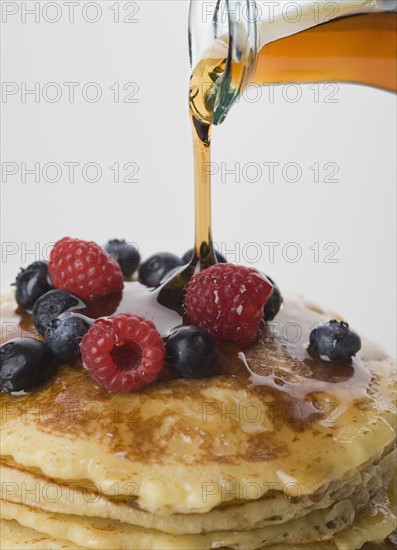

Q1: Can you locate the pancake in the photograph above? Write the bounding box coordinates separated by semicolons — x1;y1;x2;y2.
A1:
0;489;387;549
0;519;338;550
1;518;395;550
0;450;395;534
0;287;396;548
0;519;85;549
1;479;395;549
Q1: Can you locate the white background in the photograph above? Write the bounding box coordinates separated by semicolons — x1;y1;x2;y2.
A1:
1;1;396;356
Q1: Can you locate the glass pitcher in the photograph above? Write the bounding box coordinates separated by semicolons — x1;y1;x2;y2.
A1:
189;0;397;125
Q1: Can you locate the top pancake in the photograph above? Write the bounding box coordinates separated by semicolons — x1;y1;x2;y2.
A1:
0;288;396;515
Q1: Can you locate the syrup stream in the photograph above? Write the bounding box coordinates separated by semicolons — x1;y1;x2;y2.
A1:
188;12;397;274
158;13;397;337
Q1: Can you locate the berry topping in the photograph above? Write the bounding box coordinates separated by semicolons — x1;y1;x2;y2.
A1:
49;237;123;299
13;261;53;311
104;239;140;278
165;326;218;378
45;313;92;362
182;248;227;264
309;320;362;361
33;289;85;336
184;264;273;345
0;338;57;394
139;253;184;288
81;313;165;392
263;274;283;321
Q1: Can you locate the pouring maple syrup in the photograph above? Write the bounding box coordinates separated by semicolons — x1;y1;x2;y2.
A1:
189;12;397;261
158;7;397;311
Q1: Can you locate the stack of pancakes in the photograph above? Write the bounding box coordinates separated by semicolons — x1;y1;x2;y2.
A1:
1;292;396;549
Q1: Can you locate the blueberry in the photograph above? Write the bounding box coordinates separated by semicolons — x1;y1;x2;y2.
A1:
45;313;92;362
139;253;184;288
263;275;283;321
104;239;140;278
33;290;85;336
0;338;57;394
182;249;227;264
13;261;52;311
165;326;218;378
309;320;361;361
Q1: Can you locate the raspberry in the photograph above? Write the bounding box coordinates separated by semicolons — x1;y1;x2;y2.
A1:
81;313;165;392
49;237;123;299
184;264;273;345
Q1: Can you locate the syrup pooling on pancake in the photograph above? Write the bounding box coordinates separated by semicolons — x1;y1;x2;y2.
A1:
242;299;379;424
0;287;385;427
